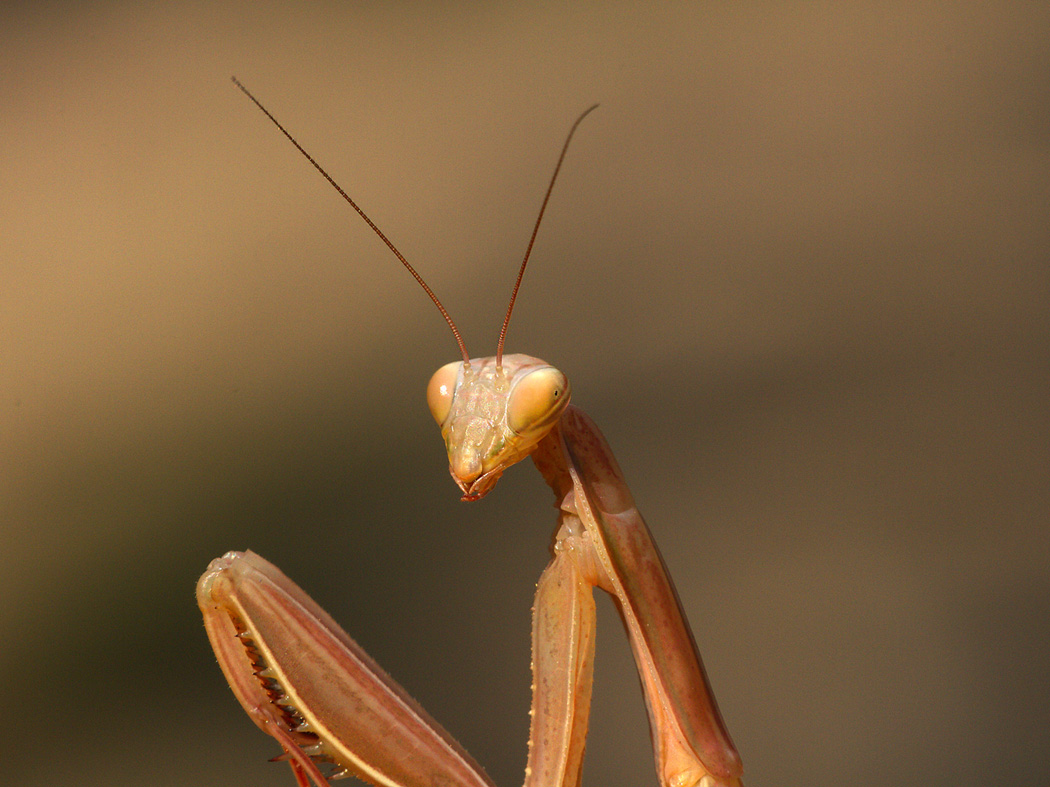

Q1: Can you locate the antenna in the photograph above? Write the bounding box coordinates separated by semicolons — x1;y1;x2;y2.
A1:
231;77;471;365
495;104;599;368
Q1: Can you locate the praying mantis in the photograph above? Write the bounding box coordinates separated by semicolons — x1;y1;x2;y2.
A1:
197;78;744;787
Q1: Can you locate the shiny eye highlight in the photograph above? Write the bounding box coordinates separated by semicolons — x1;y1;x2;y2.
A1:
426;361;461;426
507;367;570;434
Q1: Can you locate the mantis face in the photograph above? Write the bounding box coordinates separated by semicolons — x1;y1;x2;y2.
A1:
426;353;570;500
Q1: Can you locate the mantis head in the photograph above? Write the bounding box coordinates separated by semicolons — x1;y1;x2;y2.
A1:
427;354;570;501
415;103;593;501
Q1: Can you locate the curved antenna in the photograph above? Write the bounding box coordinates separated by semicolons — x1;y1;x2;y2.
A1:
495;103;599;368
232;77;471;366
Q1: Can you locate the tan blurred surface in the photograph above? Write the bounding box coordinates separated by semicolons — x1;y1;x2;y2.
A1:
2;3;1048;786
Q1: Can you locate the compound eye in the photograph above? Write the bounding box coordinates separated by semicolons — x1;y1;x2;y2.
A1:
507;367;569;434
426;361;461;426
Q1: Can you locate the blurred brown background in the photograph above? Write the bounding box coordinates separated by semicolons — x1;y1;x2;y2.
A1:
2;3;1047;786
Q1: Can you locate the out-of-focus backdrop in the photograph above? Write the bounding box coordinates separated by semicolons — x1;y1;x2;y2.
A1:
3;3;1047;786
